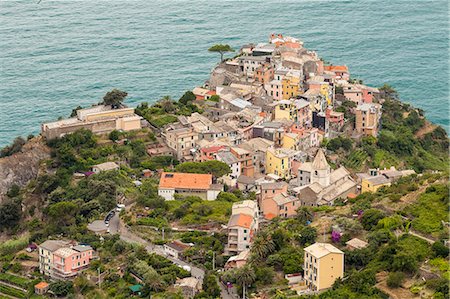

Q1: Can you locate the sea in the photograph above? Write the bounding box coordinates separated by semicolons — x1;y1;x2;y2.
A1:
1;0;449;147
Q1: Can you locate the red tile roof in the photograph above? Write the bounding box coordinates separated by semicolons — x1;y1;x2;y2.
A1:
159;172;212;190
228;214;253;228
201;145;226;154
35;282;49;289
324;65;349;73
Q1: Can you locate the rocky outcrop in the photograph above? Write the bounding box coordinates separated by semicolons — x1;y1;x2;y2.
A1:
0;137;51;202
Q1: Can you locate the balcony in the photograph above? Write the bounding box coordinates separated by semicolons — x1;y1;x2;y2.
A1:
228;229;238;236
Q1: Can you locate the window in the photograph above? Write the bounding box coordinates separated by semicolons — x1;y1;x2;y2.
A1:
244;237;247;241
244;229;247;234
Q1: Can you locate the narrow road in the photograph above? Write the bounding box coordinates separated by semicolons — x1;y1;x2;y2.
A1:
118;219;205;281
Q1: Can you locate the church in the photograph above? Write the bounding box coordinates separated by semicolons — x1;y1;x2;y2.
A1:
292;149;357;206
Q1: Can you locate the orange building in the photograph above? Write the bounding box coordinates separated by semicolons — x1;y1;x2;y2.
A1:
255;62;274;84
158;172;223;200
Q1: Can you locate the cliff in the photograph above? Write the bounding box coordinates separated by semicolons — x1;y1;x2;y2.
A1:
0;137;50;202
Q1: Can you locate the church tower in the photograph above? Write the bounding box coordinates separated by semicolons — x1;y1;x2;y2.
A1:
311;148;331;187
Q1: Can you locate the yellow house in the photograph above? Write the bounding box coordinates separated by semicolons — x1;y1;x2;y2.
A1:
282;76;301;100
361;175;391;193
273;98;310;125
320;83;332;105
304;243;344;291
273;100;292;121
265;147;297;179
282;133;299;150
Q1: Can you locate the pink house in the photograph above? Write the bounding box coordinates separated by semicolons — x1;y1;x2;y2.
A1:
258;181;288;219
52;245;94;279
199;145;227;161
325;107;344;129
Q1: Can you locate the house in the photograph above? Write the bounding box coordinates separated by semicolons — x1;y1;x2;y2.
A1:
281;72;301;100
231;147;255;177
158;172;223;201
34;282;49;295
251;43;276;56
232;200;259;230
258;181;289;219
325;107;344;130
51;245;94;280
269;33;303;48
361;175;391;193
238;137;274;174
92;162;119;174
295;149;357;206
283;133;300;150
215;150;241;179
357;167;415;193
225;213;255;255
272;192;301;218
238;55;270;77
38;240;71;277
225;249;250;269
163;126;198;160
41;105;142;140
254;62;274;84
355;103;382;137
199;145;227;161
38;241;94;280
164;241;191;259
273;99;311;127
304;243;344;291
192;87;215;100
323;65;349;80
176;277;202;298
236;175;257;192
346;238;369;250
265;146;303;180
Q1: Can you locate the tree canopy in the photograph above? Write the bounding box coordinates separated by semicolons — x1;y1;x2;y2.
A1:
102;89;128;108
208;44;234;62
175;160;231;178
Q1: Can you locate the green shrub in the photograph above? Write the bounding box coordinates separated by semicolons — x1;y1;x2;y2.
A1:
387;272;405;288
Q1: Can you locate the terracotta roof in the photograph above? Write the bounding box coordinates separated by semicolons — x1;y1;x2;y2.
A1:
35;282;49;289
201;145;226;153
159;172;212;190
228;213;253;228
324;65;349;73
265;213;277;220
347;193;357;199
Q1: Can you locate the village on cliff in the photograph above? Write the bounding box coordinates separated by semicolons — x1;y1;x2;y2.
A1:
19;33;435;298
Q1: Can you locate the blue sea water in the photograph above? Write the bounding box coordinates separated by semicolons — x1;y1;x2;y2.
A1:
0;0;448;147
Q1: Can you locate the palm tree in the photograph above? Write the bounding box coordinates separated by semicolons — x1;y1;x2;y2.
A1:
296;207;314;224
234;265;256;299
250;230;275;262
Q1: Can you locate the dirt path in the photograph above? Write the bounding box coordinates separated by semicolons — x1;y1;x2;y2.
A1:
415;121;436;138
375;272;415;299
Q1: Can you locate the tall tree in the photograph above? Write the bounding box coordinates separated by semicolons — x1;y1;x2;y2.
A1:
102;89;128;108
234;265;256;299
250;230;275;262
208;44;234;62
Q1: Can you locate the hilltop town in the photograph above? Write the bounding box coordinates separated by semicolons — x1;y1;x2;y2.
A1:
0;34;448;299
